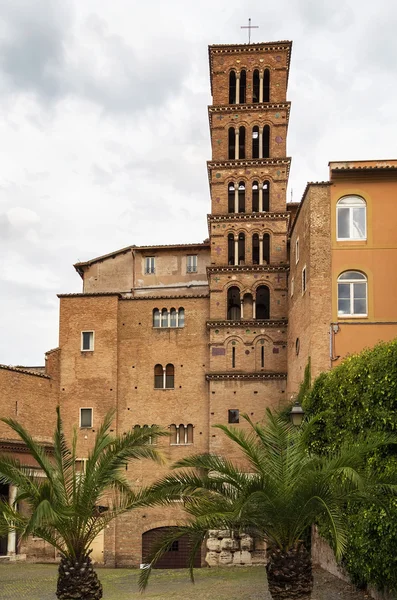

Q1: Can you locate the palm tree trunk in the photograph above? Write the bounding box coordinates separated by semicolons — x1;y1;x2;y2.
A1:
266;544;313;600
56;554;103;600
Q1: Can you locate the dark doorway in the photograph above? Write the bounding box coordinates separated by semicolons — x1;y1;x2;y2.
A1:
0;484;8;555
142;527;201;569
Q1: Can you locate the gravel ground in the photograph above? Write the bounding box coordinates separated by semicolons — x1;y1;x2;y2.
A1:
0;563;370;599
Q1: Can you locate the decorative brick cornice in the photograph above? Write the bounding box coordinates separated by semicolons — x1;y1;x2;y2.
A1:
121;294;210;301
57;292;122;298
208;102;291;126
0;439;53;454
206;371;287;381
208;212;290;224
207;319;288;328
0;364;50;379
207;265;289;274
207;158;291;183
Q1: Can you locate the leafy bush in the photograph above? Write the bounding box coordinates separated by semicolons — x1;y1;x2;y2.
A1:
302;339;397;592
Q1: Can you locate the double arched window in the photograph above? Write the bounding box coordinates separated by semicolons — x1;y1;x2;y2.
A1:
170;424;193;445
252;181;270;212
153;308;185;328
252;126;270;159
253;69;270;103
337;196;366;240
228;127;246;159
226;285;270;320
337;271;367;317
229;70;247;104
228;232;270;265
154;364;174;389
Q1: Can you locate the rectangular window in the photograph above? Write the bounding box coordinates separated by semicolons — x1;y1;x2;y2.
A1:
187;255;198;273
290;277;294;297
80;408;93;428
145;257;155;274
295;238;299;264
228;409;239;424
302;266;307;294
81;331;94;351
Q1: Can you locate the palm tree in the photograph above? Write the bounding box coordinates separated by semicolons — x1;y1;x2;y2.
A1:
0;408;166;600
139;411;397;600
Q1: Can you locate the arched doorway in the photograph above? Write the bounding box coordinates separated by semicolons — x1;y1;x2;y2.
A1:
142;527;202;569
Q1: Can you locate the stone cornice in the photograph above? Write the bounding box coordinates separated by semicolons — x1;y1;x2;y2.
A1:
208;102;291;126
206;371;287;381
207;265;289;274
207;319;288;328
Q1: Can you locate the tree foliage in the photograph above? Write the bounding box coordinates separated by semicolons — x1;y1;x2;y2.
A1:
0;408;166;599
139;410;396;599
303;339;397;592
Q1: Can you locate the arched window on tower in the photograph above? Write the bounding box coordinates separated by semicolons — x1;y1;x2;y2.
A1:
263;69;270;102
227;286;241;320
240;70;246;103
229;71;236;104
263;181;270;211
252;126;259;158
228;127;235;160
239;126;245;159
228;182;235;213
255;286;270;319
253;69;260;103
161;308;168;328
238;181;245;213
178;307;185;327
263;125;270;158
252;234;260;265
238;233;245;264
228;233;235;265
252;181;259;212
263;233;270;264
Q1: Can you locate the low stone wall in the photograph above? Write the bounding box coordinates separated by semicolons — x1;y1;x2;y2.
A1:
205;530;266;567
311;526;396;600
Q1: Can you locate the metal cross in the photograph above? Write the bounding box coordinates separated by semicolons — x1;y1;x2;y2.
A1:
241;18;259;44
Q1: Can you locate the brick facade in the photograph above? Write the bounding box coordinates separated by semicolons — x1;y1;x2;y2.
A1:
1;41;397;567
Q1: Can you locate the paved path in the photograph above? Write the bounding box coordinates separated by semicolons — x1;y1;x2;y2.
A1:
0;563;369;599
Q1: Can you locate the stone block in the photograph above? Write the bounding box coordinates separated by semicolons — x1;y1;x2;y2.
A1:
205;551;219;567
218;550;233;565
233;550;252;565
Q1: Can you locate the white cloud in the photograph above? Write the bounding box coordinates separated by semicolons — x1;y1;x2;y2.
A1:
0;0;397;363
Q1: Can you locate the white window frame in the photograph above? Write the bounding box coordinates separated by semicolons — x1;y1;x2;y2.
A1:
170;424;193;445
295;238;299;264
81;331;94;352
337;271;368;317
186;255;198;273
145;256;156;274
80;408;93;429
290;277;294;297
336;196;367;241
302;265;307;295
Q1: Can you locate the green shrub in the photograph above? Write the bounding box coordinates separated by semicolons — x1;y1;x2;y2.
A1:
302;339;397;592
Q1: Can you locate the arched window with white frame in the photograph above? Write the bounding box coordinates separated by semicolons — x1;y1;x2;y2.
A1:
337;271;367;317
337;196;366;240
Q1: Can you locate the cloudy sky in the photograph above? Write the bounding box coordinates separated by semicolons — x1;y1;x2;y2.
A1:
1;0;396;365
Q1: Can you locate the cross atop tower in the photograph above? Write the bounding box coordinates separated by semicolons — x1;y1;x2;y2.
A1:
241;18;259;44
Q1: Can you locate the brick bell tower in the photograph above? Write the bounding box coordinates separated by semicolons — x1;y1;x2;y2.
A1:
206;41;292;458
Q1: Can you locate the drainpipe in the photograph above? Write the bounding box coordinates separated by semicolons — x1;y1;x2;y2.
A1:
329;323;340;367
